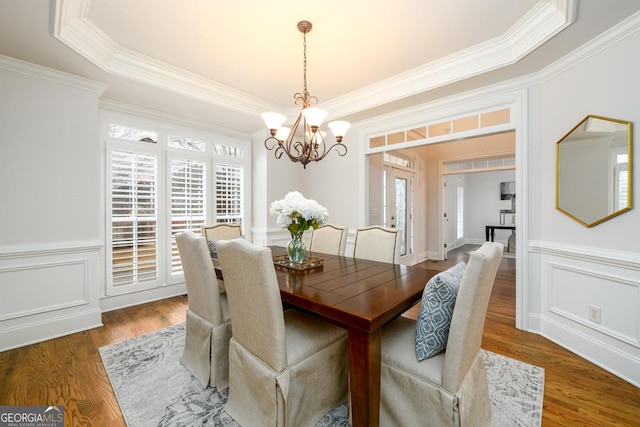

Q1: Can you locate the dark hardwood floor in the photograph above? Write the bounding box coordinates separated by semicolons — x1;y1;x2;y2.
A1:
1;245;638;425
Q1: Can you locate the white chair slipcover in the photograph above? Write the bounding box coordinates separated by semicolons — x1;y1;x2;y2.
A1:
201;222;242;292
201;223;242;241
216;238;349;427
175;231;232;389
380;242;503;426
309;224;348;256
353;225;401;264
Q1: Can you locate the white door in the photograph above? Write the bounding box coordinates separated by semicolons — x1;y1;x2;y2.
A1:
385;168;414;264
443;174;461;259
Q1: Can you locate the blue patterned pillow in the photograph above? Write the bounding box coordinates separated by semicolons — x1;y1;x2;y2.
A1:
207;240;217;259
415;262;466;361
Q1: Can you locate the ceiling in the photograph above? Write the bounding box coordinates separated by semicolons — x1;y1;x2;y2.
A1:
1;0;639;136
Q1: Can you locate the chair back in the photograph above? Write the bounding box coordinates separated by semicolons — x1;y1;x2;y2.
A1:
309;224;348;256
175;231;224;324
353;225;401;263
216;239;288;372
442;242;503;392
201;223;242;241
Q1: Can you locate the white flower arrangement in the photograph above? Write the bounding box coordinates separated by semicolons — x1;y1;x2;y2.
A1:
270;191;328;235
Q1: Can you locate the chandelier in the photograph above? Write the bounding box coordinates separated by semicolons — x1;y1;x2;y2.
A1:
262;20;351;169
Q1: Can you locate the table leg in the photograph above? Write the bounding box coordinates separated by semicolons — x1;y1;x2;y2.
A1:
485;226;490;242
348;327;381;427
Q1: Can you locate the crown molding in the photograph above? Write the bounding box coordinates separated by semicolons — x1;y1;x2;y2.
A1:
53;0;279;116
505;0;575;60
99;98;251;140
539;9;640;83
0;54;106;94
53;0;573;120
353;7;640;133
322;0;574;118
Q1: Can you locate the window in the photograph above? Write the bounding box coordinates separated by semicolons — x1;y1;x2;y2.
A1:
169;157;207;275
615;153;628;210
109;150;158;287
105;119;250;295
216;163;244;226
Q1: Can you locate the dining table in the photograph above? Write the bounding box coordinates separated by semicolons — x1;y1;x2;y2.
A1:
267;246;438;427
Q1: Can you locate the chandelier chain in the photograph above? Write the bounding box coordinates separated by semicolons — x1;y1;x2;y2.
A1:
262;20;350;168
303;30;307;100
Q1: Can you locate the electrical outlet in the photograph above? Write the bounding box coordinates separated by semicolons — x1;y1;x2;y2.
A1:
589;305;601;324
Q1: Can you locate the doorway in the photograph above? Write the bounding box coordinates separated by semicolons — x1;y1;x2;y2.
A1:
441;166;516;260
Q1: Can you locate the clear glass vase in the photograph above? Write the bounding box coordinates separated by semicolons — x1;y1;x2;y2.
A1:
287;231;306;263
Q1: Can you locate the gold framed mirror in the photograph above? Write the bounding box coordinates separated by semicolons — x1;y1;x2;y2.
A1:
556;115;632;227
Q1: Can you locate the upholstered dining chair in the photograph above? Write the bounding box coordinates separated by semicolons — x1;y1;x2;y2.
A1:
308;224;348;256
216;238;349;427
379;242;503;426
201;222;242;241
201;222;242;292
353;225;402;263
175;231;232;389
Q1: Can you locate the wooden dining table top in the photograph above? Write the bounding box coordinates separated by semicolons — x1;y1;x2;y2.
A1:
268;246;438;332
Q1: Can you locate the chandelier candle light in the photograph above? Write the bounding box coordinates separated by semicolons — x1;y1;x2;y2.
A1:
270;191;328;263
262;21;351;169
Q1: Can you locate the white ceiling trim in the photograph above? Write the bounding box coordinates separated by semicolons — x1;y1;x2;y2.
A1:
321;0;574;119
0;54;107;94
53;0;279;116
99;98;252;139
539;9;640;84
53;0;573;121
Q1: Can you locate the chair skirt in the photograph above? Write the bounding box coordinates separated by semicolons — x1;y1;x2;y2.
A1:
180;309;232;389
224;311;348;427
380;317;493;426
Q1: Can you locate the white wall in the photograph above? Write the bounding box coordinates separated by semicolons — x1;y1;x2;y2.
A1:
526;19;640;386
0;58;105;350
464;169;516;245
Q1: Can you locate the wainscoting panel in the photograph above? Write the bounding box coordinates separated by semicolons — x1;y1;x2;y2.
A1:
0;241;103;351
530;240;640;387
547;262;639;345
0;260;89;321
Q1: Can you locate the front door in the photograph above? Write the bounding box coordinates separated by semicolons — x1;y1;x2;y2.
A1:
385;167;414;264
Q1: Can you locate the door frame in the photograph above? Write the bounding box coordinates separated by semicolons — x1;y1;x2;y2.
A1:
359;88;527;331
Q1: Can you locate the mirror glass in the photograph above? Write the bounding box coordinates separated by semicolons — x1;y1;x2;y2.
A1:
556;115;632;227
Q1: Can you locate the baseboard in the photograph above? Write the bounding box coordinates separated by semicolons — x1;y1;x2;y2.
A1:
100;283;187;312
0;309;103;352
540;316;640;388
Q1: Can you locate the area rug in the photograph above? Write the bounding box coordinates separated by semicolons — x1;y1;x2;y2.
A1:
100;323;544;427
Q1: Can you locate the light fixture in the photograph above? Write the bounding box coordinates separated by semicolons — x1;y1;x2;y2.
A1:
262;20;350;169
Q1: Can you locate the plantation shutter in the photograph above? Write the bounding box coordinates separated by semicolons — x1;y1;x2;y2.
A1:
170;158;207;275
215;163;244;227
110;150;158;287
